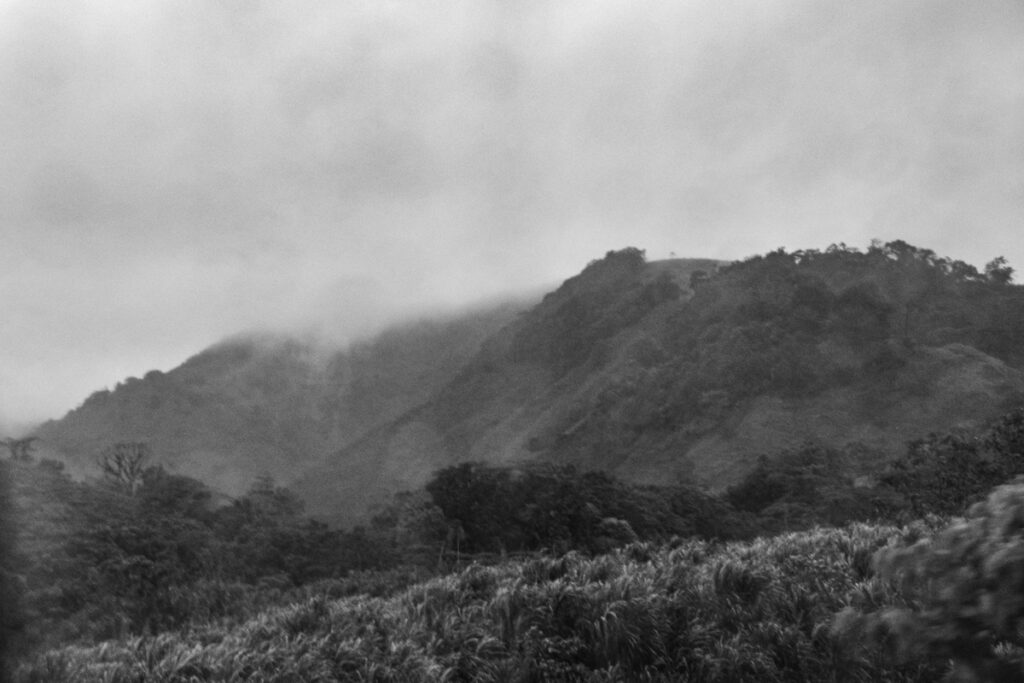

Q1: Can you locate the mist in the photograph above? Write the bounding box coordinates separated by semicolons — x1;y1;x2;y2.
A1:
2;0;1022;426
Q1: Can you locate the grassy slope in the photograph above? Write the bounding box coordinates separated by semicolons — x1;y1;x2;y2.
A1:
14;521;943;682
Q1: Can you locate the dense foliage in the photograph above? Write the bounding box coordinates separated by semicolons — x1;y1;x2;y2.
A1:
653;241;1024;426
724;444;902;531
8;406;1024;672
883;410;1024;516
836;480;1024;681
18;480;1024;681
424;461;747;555
503;241;1024;481
9;521;950;682
718;408;1024;536
4;458;396;658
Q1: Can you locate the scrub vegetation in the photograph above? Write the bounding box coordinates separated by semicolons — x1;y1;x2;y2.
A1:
5;407;1024;681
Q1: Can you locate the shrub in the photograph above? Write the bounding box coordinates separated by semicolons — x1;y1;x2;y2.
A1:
837;480;1024;681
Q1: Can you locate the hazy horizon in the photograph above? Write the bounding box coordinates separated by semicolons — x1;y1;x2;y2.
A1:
3;0;1023;429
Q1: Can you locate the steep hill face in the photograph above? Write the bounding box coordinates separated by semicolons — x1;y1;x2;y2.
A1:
33;302;526;493
296;244;1024;525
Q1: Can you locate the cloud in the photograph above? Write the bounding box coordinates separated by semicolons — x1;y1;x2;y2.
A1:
1;0;1023;424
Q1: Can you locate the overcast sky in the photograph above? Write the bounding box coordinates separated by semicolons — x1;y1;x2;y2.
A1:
2;0;1023;430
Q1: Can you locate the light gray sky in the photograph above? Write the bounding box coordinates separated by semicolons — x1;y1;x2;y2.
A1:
2;0;1023;430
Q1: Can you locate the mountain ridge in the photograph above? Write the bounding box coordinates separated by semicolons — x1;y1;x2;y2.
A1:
27;242;1024;527
32;300;531;493
294;244;1024;525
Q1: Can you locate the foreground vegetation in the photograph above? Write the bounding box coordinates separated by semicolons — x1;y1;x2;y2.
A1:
5;521;920;681
13;495;1024;682
4;406;1024;680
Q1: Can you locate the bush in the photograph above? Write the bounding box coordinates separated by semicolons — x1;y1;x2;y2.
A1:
838;480;1024;680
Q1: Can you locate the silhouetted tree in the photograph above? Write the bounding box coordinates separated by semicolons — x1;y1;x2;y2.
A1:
98;442;150;496
985;256;1014;285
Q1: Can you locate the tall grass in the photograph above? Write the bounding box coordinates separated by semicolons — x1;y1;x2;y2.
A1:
14;521;955;682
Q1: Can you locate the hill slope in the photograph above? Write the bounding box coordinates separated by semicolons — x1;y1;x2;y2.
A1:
33;302;527;493
296;244;1024;525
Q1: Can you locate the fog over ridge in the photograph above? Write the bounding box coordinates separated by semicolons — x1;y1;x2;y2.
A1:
1;0;1022;427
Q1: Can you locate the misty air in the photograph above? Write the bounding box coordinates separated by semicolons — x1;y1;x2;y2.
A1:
2;1;1024;680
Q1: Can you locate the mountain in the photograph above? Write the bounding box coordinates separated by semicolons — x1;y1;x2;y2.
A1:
32;301;529;494
295;244;1024;525
30;242;1024;524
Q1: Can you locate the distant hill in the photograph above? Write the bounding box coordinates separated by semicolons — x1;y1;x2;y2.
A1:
33;301;528;493
30;242;1024;524
294;244;1024;525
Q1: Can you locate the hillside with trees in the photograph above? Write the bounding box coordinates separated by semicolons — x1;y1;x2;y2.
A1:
10;240;1024;680
297;242;1024;525
30;301;527;494
8;406;1024;680
22;241;1024;528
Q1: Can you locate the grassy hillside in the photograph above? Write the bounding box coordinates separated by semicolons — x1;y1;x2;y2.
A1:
6;517;1000;682
299;243;1024;526
31;301;525;494
17;480;1024;681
